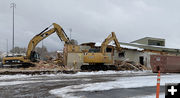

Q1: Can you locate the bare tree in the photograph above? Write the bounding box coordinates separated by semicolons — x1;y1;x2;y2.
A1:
35;46;49;60
70;39;78;45
10;46;26;54
0;51;2;62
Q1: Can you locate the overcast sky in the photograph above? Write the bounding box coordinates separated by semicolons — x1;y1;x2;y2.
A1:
1;0;180;52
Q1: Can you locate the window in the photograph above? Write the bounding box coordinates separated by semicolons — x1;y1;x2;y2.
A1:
118;52;125;57
106;48;112;52
148;40;164;46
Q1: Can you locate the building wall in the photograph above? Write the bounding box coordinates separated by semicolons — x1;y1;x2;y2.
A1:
114;49;159;68
66;53;84;70
141;52;160;68
124;50;143;63
113;49;145;66
113;49;144;64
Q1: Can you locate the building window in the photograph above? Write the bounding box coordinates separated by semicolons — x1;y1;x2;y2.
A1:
157;43;160;46
118;52;125;57
106;48;112;52
148;40;164;46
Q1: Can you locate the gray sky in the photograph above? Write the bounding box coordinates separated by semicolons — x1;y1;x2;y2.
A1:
1;0;180;52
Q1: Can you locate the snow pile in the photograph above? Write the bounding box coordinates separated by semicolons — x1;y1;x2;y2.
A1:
49;74;180;98
121;44;144;51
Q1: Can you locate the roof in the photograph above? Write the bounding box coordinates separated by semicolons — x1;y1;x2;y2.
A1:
131;37;165;43
120;44;144;51
119;42;180;53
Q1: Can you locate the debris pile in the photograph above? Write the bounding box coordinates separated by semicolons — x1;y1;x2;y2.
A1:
26;52;67;70
115;60;148;71
26;59;66;70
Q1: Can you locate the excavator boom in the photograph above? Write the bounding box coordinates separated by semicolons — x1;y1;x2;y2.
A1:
26;23;70;59
100;32;122;54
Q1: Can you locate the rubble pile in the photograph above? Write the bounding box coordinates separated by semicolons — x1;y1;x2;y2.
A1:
26;52;67;70
26;60;66;70
115;60;148;71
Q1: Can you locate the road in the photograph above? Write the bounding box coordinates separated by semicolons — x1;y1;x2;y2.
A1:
0;71;179;98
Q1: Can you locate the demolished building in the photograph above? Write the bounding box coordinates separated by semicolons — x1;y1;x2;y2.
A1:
63;37;180;70
120;37;180;69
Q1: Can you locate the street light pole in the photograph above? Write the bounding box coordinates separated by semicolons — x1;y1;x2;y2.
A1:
6;39;8;56
69;28;72;40
10;3;16;56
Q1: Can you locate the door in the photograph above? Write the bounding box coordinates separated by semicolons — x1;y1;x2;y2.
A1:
139;56;144;65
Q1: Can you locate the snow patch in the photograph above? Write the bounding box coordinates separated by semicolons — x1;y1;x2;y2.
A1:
49;74;180;98
0;79;81;86
73;70;151;76
0;81;41;86
121;44;144;51
95;42;102;46
130;93;164;98
0;74;33;80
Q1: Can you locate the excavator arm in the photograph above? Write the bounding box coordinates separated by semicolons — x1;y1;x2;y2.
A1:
100;32;122;54
26;23;70;60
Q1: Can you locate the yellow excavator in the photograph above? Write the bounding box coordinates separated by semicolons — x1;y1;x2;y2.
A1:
81;32;122;70
2;23;71;66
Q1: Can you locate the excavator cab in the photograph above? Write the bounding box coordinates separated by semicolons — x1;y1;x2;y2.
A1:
30;51;40;62
88;48;100;53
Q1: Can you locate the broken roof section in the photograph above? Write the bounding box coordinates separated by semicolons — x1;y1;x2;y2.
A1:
120;44;144;51
82;42;144;51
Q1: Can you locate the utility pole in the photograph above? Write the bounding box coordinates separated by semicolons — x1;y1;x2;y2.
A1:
69;28;72;40
10;3;16;56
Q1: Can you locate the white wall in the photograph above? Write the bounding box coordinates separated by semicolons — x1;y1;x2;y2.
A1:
66;53;84;69
114;49;159;68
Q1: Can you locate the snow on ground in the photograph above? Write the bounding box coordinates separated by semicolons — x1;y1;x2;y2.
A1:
0;81;42;86
0;74;33;80
0;73;68;80
0;70;152;80
130;93;164;98
120;44;144;51
67;70;152;76
49;74;180;98
0;79;82;86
